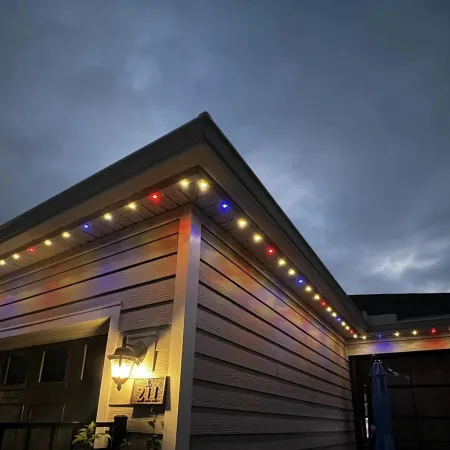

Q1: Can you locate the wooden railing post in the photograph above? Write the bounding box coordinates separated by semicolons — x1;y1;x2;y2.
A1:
111;415;128;450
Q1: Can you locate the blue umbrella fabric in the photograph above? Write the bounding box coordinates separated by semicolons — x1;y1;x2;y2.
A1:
370;361;396;450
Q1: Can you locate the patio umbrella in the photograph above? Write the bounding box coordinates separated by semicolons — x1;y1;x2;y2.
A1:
370;360;396;450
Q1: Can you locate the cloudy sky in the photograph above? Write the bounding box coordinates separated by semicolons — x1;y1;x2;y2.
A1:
1;1;449;294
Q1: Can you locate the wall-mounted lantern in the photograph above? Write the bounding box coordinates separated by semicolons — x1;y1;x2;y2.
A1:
108;336;147;391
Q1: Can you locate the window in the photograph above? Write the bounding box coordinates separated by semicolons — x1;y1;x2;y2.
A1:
40;348;68;382
4;354;28;385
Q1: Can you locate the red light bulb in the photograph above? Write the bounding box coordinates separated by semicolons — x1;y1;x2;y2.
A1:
266;247;275;256
350;329;354;334
320;300;327;308
431;328;437;335
150;192;160;202
28;247;35;253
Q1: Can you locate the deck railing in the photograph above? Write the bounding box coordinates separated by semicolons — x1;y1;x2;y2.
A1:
0;415;127;450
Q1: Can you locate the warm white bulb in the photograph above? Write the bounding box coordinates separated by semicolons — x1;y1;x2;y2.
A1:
62;232;71;238
412;330;418;336
253;234;262;243
198;179;209;192
179;179;190;189
313;294;320;300
332;312;337;317
394;332;400;337
341;321;346;327
278;259;286;267
0;260;5;266
12;254;20;260
44;240;52;246
353;334;358;339
104;213;113;221
345;325;350;330
362;335;367;340
305;285;312;292
237;218;248;229
127;202;137;210
326;306;332;312
288;268;296;276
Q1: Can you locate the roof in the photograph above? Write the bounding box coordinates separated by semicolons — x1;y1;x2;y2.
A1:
351;293;450;320
0;112;367;332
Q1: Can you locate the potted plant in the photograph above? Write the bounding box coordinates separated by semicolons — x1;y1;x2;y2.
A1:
72;421;110;449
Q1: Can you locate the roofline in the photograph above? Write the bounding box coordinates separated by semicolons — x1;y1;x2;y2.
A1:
0;112;367;330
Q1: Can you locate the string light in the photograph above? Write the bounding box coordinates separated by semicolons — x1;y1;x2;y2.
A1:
28;248;35;254
127;202;137;210
305;285;312;292
431;328;437;335
353;334;358;339
341;321;346;327
278;258;286;267
44;240;52;246
198;179;209;192
179;179;190;189
62;232;71;238
103;213;113;221
266;247;275;256
83;224;90;230
394;332;400;337
253;234;263;243
326;306;332;312
220;201;229;210
0;260;5;266
412;330;418;336
288;268;296;276
296;278;304;285
332;312;337;317
320;300;327;308
345;325;350;331
237;218;248;229
362;336;367;340
150;193;160;202
12;254;20;260
313;294;320;301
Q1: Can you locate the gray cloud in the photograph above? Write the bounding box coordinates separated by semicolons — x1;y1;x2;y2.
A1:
1;0;449;294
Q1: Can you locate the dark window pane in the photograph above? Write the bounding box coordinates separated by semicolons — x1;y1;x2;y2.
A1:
40;348;68;382
4;354;28;385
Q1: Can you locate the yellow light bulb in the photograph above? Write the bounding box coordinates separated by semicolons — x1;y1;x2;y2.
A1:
44;240;52;246
198;179;209;192
394;332;400;337
313;294;320;300
326;306;332;312
412;330;418;336
345;325;350;331
62;232;71;238
104;213;113;221
0;260;5;266
179;179;190;189
12;254;20;260
341;321;346;327
253;233;262;243
237;218;248;229
127;202;137;210
288;268;296;276
353;334;358;339
362;335;367;340
278;259;286;267
305;285;312;292
332;312;337;317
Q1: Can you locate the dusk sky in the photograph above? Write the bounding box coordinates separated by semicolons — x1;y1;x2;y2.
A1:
1;1;449;295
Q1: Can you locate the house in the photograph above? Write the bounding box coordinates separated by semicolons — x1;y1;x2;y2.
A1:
0;112;446;450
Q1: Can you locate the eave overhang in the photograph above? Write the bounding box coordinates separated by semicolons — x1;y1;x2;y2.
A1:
0;112;368;335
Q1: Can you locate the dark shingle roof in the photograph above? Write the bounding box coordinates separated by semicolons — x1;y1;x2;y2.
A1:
350;293;450;320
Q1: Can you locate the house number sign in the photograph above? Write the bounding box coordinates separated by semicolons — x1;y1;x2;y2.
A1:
130;377;166;405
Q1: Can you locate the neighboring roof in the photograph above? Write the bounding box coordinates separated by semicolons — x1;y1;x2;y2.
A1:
0;111;367;331
351;293;450;320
